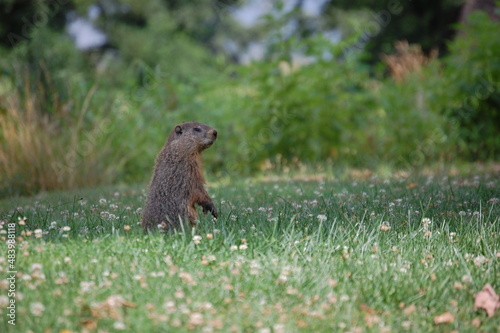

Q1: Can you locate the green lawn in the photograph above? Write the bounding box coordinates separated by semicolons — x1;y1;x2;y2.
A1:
0;169;499;332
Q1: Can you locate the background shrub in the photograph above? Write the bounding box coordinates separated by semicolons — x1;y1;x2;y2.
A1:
442;12;500;160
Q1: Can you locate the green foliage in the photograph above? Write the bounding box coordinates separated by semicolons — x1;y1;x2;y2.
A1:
372;62;458;167
240;37;377;170
108;9;220;81
219;34;456;172
442;12;500;160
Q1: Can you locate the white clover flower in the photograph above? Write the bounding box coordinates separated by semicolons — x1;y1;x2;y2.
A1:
34;229;43;238
421;218;431;228
461;274;473;284
317;214;327;222
474;255;487;266
189;312;203;326
0;295;8;307
380;222;391;231
80;281;96;293
31;263;43;271
164;300;176;314
276;274;288;284
30;302;45;316
113;321;126;330
192;235;202;244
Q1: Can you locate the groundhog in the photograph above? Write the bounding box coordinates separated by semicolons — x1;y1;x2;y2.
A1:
142;122;218;231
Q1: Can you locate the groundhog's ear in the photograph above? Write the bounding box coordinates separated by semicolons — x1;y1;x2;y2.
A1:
175;125;183;135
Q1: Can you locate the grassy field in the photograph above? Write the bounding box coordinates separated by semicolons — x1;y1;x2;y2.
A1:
0;168;499;332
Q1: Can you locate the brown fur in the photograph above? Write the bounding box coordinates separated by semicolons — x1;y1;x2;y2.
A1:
142;122;218;231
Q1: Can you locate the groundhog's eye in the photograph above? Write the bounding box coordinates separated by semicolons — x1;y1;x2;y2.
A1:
194;128;201;132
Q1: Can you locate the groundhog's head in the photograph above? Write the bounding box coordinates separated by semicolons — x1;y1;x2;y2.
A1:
168;122;217;151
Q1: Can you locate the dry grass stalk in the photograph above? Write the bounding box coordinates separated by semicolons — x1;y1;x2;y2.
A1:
0;67;111;196
381;41;438;82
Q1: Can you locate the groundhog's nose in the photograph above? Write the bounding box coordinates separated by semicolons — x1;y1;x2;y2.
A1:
212;130;218;139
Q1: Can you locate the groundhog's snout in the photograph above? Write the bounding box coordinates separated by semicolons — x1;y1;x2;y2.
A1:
208;129;217;142
201;128;217;148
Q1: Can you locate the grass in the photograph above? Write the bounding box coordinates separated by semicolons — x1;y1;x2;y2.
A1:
0;68;116;198
0;169;499;332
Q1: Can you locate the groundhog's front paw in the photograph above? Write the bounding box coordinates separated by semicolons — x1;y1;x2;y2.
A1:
211;206;218;219
202;202;218;219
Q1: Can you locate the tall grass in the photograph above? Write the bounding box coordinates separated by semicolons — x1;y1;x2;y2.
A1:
0;66;115;197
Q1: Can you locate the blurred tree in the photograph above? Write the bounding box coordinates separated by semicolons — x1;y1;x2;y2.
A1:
71;0;242;51
325;0;464;63
69;0;243;83
0;0;71;48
